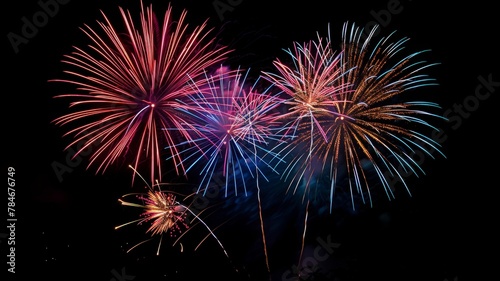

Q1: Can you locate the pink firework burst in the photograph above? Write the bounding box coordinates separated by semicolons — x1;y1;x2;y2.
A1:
51;2;232;183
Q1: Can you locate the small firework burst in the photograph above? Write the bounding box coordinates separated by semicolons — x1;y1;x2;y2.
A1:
51;1;231;184
115;166;229;257
126;190;189;238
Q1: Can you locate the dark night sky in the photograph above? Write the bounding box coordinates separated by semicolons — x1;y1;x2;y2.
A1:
3;1;499;281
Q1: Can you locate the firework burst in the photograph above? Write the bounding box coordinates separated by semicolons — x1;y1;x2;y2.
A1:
169;66;285;196
263;23;446;210
261;29;351;200
51;2;231;183
265;22;446;211
261;22;446;271
115;165;229;258
315;22;447;211
165;65;285;271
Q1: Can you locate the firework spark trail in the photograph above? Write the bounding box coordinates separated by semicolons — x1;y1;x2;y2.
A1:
165;65;285;272
51;2;231;184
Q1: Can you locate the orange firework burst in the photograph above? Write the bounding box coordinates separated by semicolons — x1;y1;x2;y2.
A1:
263;23;446;211
51;1;231;184
261;21;447;272
115;166;229;257
133;190;189;237
314;22;446;210
261;29;351;199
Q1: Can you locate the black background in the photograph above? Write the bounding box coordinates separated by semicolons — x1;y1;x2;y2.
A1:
3;0;499;280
